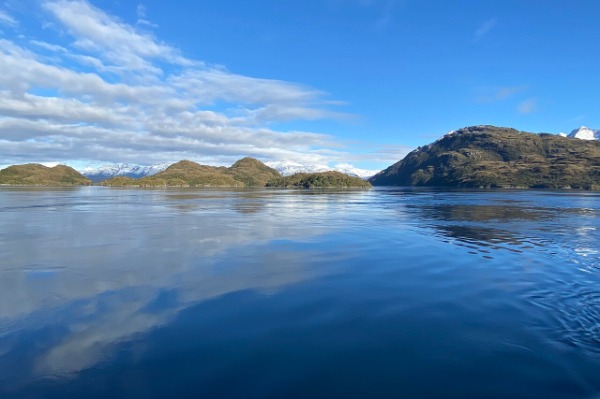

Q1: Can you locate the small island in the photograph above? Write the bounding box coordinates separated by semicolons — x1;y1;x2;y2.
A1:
0;164;92;186
266;171;371;188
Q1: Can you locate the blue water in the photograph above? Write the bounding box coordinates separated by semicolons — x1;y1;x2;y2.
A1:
1;187;599;398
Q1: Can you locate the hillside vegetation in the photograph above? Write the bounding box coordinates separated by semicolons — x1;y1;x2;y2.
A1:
102;158;370;188
369;126;600;190
0;164;91;186
99;157;283;187
266;171;372;188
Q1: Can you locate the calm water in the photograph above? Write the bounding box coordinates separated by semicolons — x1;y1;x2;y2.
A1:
1;187;599;398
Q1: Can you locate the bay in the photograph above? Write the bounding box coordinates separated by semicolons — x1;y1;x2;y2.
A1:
0;187;599;398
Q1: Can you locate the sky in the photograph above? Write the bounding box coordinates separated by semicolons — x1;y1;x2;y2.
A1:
0;0;598;172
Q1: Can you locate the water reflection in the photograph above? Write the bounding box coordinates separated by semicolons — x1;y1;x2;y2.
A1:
0;188;367;382
1;187;600;398
393;191;600;264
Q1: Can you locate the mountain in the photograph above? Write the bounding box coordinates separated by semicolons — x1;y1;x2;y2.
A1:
567;126;600;141
265;161;377;179
265;161;330;176
0;164;91;186
370;125;600;190
101;157;281;187
82;163;170;182
266;171;372;188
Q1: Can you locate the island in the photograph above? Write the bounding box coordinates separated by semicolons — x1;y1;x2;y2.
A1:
1;157;366;188
369;125;600;190
0;164;92;186
266;171;371;188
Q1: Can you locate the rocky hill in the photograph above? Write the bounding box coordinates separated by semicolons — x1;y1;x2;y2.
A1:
266;171;372;188
0;164;91;186
101;158;369;188
369;125;600;190
100;157;280;187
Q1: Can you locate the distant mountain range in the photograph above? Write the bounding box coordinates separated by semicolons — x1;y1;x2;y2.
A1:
265;161;378;179
82;163;171;182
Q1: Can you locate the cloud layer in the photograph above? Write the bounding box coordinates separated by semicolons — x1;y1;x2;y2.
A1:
0;0;386;168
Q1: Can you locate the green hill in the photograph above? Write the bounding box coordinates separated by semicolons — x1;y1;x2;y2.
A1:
101;158;368;188
101;157;280;187
370;126;600;190
227;157;281;186
0;164;91;186
266;171;372;188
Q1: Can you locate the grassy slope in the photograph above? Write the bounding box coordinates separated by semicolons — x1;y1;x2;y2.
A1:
101;158;280;187
266;171;372;188
0;164;91;186
370;126;600;190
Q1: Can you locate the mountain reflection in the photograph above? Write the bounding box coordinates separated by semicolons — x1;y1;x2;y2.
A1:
401;194;600;261
413;204;550;222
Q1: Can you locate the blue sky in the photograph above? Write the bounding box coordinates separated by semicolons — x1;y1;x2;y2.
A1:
0;0;598;172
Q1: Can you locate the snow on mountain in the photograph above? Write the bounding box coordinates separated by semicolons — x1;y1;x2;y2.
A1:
82;163;170;182
567;126;600;141
266;161;378;179
265;161;330;176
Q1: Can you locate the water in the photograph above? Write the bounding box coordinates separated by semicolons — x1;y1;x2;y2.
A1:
1;187;599;398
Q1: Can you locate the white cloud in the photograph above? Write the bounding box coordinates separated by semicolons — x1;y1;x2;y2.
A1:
42;0;194;75
135;3;158;27
136;4;147;19
0;9;17;27
30;39;68;53
0;0;392;172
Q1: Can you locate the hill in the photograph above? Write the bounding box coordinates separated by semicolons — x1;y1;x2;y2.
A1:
369;125;600;190
266;171;372;188
101;158;280;187
0;164;91;186
227;157;281;186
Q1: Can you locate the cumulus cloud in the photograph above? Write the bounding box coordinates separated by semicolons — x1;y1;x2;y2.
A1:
0;0;380;169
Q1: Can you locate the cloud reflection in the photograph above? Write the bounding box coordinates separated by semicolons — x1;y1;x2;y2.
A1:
0;188;365;378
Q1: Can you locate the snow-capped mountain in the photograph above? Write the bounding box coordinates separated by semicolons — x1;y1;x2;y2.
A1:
567;126;600;141
265;161;330;176
265;161;378;179
82;163;170;182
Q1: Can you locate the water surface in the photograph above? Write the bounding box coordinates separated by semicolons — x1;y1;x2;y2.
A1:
1;187;599;398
